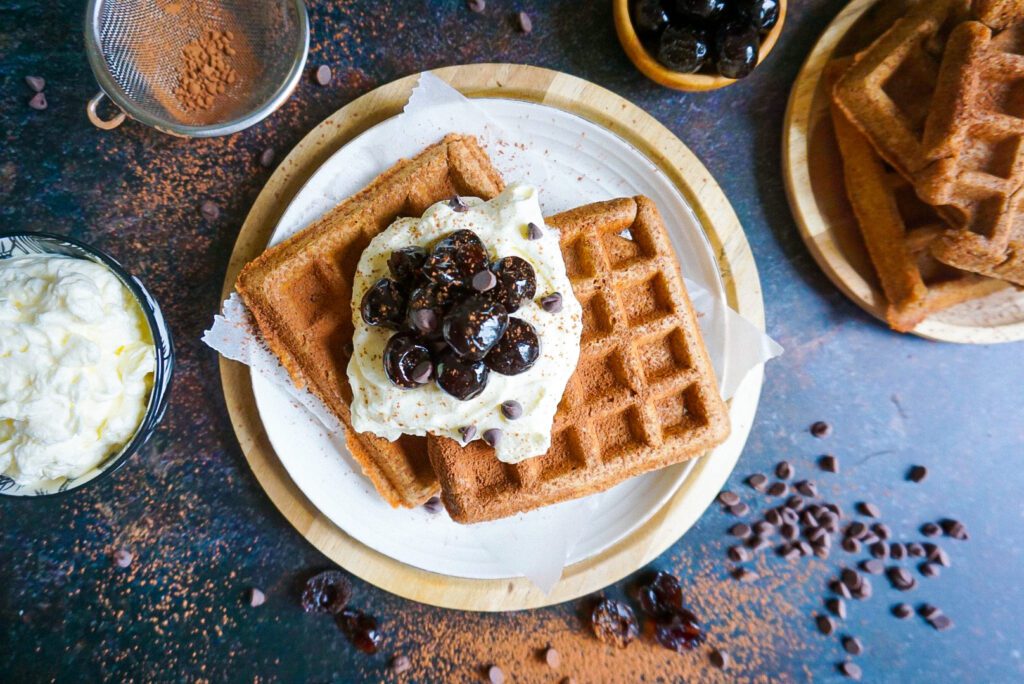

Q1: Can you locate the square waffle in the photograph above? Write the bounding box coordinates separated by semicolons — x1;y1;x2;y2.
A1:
236;134;505;508
918;21;1024;284
828;59;1008;332
427;197;731;524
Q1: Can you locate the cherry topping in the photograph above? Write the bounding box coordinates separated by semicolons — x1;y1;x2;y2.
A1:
590;599;639;648
383;333;433;389
653;611;705;652
360;278;406;329
443;294;509;360
488;256;536;313
300;570;352;615
422;230;488;289
337;608;383;654
405;283;459;336
387;246;427;287
436;349;490;400
485;318;540;376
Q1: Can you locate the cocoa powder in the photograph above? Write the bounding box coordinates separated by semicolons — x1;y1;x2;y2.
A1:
174;29;239;112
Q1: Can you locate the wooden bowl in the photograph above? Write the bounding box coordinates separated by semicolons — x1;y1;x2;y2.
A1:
613;0;787;92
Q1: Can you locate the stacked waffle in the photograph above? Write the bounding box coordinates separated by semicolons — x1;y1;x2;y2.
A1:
237;135;730;522
829;0;1024;332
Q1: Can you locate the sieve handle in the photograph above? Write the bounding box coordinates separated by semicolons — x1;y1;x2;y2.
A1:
86;92;126;131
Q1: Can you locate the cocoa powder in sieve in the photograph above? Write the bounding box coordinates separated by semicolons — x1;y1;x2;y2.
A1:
174;29;238;112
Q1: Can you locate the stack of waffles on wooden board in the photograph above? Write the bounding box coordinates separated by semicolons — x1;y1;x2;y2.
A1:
828;0;1024;332
237;135;730;522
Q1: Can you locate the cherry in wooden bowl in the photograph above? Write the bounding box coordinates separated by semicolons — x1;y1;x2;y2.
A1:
613;0;787;92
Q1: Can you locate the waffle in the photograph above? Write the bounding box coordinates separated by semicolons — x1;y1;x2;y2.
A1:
828;59;1008;332
236;134;505;508
918;21;1024;285
974;0;1024;29
427;197;731;524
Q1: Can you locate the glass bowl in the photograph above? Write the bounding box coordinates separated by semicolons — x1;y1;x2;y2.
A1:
0;231;174;497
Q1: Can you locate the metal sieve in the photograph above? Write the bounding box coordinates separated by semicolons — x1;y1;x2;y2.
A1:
84;0;308;137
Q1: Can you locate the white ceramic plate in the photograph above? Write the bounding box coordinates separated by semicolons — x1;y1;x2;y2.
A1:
250;98;745;580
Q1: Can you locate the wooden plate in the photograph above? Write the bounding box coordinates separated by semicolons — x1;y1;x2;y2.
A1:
219;64;765;610
783;0;1024;344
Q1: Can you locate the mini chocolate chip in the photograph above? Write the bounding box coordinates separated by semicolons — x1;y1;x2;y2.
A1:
870;542;888;559
929;546;950;567
748;536;771;552
767;482;787;497
816;614;835;635
729;502;750;517
919;562;940;578
746;473;768;491
765;509;782;526
775;461;793;479
810;421;832;438
860;532;879;546
819;454;839;472
467;0;486;12
410;361;433;385
921;522;941;537
25;76;45;92
831;580;852;599
733;568;759;583
919;604;942;620
728;545;751;563
929;614;953;631
872;523;891;540
857;502;880;518
248;587;266;607
448;195;469;212
753;521;774;536
786;495;804;510
113;548;133;568
28;92;47;110
781;508;799;525
501;400;523;420
941;518;969;540
709;648;729;670
411;308;439;334
390;655;412;674
718;491;740;506
487;664;505;684
795;480;817;497
423;496;443;514
483;428;503;447
200;199;220;221
814;545;830;559
540;293;563;313
526;222;543;240
852;579;872;600
860;559;884;575
729;523;751;538
908;543;925;558
459;425;477;442
827;597;846;619
890;543;906;560
780;523;798;540
472;269;497;292
841;568;861;590
908;465;928;482
842;538;861;553
315;64;332;85
842;636;863;656
516;11;533;33
847;521;867;539
892;603;913;619
259;147;276;168
544;647;560;669
839;661;862;680
780;543;801;561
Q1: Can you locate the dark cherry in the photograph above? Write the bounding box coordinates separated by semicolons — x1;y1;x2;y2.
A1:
591;599;639;648
673;0;724;19
422;230;488;289
485;318;539;376
360;278;406;329
435;350;490;401
405;282;460;336
715;21;760;79
632;0;670;35
383;333;432;389
736;0;780;33
653;611;705;653
338;608;383;654
634;571;684;619
443;294;509;360
657;25;708;73
300;570;352;615
387;246;427;286
488;256;536;313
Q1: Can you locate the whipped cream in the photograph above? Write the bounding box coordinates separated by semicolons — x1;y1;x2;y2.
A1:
348;184;583;463
0;255;155;485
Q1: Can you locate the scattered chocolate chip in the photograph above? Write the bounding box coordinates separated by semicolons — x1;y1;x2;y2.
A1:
892;603;913;619
733;568;759;583
887;567;916;591
259;147;275;168
826;597;846;619
200;199;220;221
929;546;950;567
872;523;891;540
447;195;469;212
516;11;533;33
842;636;863;656
540;292;563;313
941;518;968;540
919;562;941;578
423;496;443;514
248;587;266;607
315;64;332;85
780;544;801;561
410;361;433;385
544;647;560;669
847;521;867;539
814;545;831;559
746;473;768;491
810;421;832;438
781;508;799;525
795;480;817;497
717;491;740;506
767;482;787;497
25;75;45;92
860;559;884;575
839;661;862;680
819;454;839;472
919;604;942;620
908;465;928;483
807;526;827;544
775;461;793;479
841;568;861;590
753;521;774;536
390;655;412;674
851;578;872;600
709;648;730;670
785;495;804;510
929;614;953;631
870;542;888;559
729;502;750;517
921;522;941;537
487;664;505;684
729;523;751;539
860;532;879;545
501;400;523;420
748;536;771;552
472;269;497;292
890;543;906;560
842;538;861;554
831;580;852;600
113;549;133;568
816;614;835;635
526;222;543;240
483;428;503;447
765;509;783;526
28;92;47;110
728;545;751;563
857;502;880;518
780;523;798;541
907;543;925;558
459;425;477;443
411;308;438;335
467;0;486;12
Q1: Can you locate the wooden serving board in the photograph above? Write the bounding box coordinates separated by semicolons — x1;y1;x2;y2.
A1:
783;0;1024;344
219;64;764;610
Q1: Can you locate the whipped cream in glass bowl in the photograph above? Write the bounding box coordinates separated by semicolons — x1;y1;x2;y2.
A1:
0;232;173;497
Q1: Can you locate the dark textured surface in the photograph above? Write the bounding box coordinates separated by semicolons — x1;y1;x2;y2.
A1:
2;1;1023;682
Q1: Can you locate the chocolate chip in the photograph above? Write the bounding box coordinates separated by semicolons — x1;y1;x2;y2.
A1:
729;523;751;539
447;195;469;212
459;425;477;442
423;496;443;514
842;636;863;656
718;491;740;506
411;361;433;384
860;532;879;546
860;559;884;575
929;546;950;567
728;545;751;563
780;543;801;561
501;400;523;420
919;604;941;620
841;568;861;590
526;222;543;240
767;482;787;497
781;508;799;525
411;308;438;335
781;523;798;540
729;502;750;517
847;521;867;539
28;92;47;110
472;269;497;292
259;147;276;168
907;543;925;558
765;509;782;526
816;614;835;635
921;522;941;537
25;75;45;92
807;526;827;544
775;461;793;479
748;536;771;552
795;480;817;497
746;473;768;491
941;518;968;540
516;11;533;33
753;521;774;536
544;647;560;669
390;655;412;674
733;568;759;583
827;502;844;518
487;664;505;684
315;64;332;85
890;543;906;560
831;580;852;599
857;502;880;518
839;661;862;680
872;523;891;540
467;0;486;12
908;465;928;483
929;614;953;631
113;549;133;568
851;579;872;600
870;542;888;559
200;199;220;221
483;428;503;447
919;562;940;578
540;293;563;313
814;545;831;559
819;454;839;472
709;648;729;670
248;587;266;607
892;603;913;619
810;421;832;438
827;597;846;619
887;567;916;591
842;538;861;554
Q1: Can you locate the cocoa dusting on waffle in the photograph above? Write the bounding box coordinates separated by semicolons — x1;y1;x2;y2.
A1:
236;135;504;507
428;197;730;523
